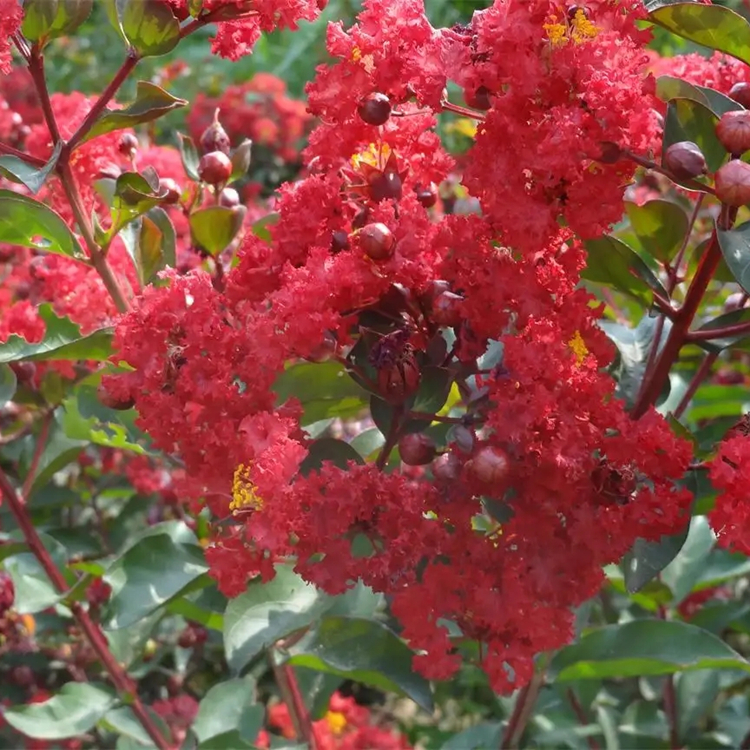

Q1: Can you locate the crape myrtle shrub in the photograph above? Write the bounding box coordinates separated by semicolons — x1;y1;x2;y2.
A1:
4;0;750;748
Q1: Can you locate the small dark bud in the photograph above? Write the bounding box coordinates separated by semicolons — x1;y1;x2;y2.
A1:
118;132;138;156
729;82;750;109
715;159;750;207
331;230;350;254
369;170;403;202
464;86;492;111
358;93;392;126
431;291;464;328
199;109;231;155
452;425;475;454
159;178;182;205
198;150;233;186
10;361;36;384
432;451;461;482
415;182;438;208
716;110;750;155
467;445;510;485
360;223;395;261
399;433;437;465
597;141;622;164
663;141;707;181
218;187;240;208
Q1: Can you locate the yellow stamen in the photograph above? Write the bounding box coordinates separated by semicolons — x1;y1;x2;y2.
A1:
568;330;589;366
570;9;599;44
325;710;347;735
230;464;263;513
350;142;392;170
544;19;568;47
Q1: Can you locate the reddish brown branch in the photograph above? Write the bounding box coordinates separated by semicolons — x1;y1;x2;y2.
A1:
0;140;46;167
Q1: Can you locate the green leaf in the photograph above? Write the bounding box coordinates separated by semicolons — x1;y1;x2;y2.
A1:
224;564;333;673
599;315;671;409
285;615;434;713
622;519;691;594
441;723;503;750
662;98;726;178
189;205;246;256
48;0;94;36
656;76;742;117
583;236;667;304
718;220;750;295
0;363;17;404
110;170;165;231
625;200;689;263
550;620;750;681
230;138;253;182
104;533;209;629
661;516;716;603
30;418;88;492
121;207;176;285
85;81;186;143
178;133;200;182
192;677;263;745
694;307;750;352
676;669;721;740
649;4;750;66
22;0;59;43
272;361;368;425
102;706;170;747
0;189;84;258
299;437;365;476
0;141;62;195
0;305;112;363
120;0;180;57
4;683;117;740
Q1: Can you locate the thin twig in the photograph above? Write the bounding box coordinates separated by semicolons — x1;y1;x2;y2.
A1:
20;412;52;501
673;352;718;420
566;689;600;750
0;140;46;167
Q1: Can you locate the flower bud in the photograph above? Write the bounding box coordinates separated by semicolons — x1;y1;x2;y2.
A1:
360;223;395;261
200;109;231;155
597;141;621;164
715;159;750;207
467;445;510;485
663;141;707;180
10;361;36;384
97;382;135;411
159;178;182;205
369;170;403;202
432;451;460;482
415;182;438;208
717;110;750;155
331;230;350;254
451;425;475;454
198;150;233;186
464;86;492;111
431;291;464;328
398;433;437;465
377;354;420;403
118;132;138;156
729;82;750;109
218;186;240;208
358;93;392;126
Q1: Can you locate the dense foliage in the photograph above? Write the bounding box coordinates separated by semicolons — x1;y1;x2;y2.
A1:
4;0;750;748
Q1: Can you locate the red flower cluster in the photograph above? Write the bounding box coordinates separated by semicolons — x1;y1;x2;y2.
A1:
110;0;694;693
708;434;750;555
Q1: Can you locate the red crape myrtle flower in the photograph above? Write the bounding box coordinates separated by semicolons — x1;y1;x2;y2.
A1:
111;0;695;694
0;0;22;76
708;434;750;554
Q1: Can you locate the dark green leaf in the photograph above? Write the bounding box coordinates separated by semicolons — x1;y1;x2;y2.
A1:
0;141;62;195
120;0;180;57
694;307;750;352
0;363;17;404
251;212;279;244
718;220;750;295
104;533;209;629
650;4;750;66
102;706;170;746
224;564;333;673
676;669;720;740
48;0;94;36
85;81;187;142
121;207;176;285
178;133;200;182
656;76;743;117
30;418;88;492
111;171;164;229
4;683;117;739
299;438;365;476
189;205;246;256
22;0;59;42
192;677;263;745
0;189;84;258
663;98;726;178
625;200;689;262
272;361;368;425
441;723;503;750
550;620;750;681
583;236;667;304
285;615;434;713
660;517;715;603
622;519;691;594
0;305;112;363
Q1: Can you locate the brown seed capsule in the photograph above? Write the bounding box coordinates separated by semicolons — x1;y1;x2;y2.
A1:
358;93;392;126
377;355;421;403
716;110;750;155
218;186;240;208
467;445;510;485
431;291;464;328
200;109;231;155
198;150;233;186
730;82;750;109
360;223;395;261
715;159;750;207
415;182;438;208
118;132;138;156
159;178;182;205
432;451;461;482
368;170;403;202
663;141;707;181
398;433;437;465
